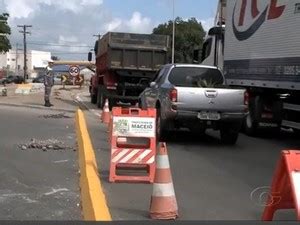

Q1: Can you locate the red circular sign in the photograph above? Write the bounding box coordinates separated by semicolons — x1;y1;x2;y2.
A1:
69;65;80;77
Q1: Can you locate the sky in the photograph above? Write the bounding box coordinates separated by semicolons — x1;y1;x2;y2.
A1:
0;0;218;60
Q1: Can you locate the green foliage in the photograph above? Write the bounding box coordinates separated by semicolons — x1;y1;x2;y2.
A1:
153;17;206;63
0;13;11;53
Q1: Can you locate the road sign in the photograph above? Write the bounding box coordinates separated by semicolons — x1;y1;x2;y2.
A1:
62;74;68;83
69;65;80;77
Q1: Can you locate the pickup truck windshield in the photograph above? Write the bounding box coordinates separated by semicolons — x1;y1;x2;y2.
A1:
168;67;224;88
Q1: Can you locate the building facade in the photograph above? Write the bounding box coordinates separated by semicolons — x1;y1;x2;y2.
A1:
0;49;52;78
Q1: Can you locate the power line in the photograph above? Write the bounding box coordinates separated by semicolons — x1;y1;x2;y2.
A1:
18;24;32;81
27;42;93;48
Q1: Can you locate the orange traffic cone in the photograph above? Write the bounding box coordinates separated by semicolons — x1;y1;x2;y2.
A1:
149;142;178;220
107;113;113;145
101;99;110;124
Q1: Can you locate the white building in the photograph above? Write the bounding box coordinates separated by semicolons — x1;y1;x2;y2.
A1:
0;49;51;78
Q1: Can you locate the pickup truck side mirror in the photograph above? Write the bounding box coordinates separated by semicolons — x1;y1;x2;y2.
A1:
150;82;156;88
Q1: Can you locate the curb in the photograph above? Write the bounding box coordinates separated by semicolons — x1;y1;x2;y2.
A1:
0;102;77;113
75;109;112;221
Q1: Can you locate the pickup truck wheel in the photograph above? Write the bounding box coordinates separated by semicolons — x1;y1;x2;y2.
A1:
156;108;166;141
220;123;240;145
138;99;147;110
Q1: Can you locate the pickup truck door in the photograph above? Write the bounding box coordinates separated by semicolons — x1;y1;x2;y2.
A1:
145;67;167;108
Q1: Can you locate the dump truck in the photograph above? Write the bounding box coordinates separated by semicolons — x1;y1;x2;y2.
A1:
200;0;300;135
90;32;170;109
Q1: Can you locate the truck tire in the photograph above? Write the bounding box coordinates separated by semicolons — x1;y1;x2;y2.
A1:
220;122;241;145
244;112;258;136
108;97;117;111
97;86;105;109
91;89;97;104
244;96;282;136
244;96;260;136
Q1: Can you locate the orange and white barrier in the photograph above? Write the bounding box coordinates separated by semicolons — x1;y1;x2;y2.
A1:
150;142;178;220
262;150;300;221
101;99;110;124
109;107;157;183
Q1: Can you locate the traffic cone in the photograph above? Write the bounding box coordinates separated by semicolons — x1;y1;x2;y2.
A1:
149;142;178;220
101;99;111;124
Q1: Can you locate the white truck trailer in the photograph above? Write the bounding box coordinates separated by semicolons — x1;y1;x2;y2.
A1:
201;0;300;135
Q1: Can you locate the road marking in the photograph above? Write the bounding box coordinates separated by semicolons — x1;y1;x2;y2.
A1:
44;188;69;196
53;160;69;163
76;109;112;221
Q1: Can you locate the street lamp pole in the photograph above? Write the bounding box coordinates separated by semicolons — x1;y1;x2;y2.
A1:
172;0;175;64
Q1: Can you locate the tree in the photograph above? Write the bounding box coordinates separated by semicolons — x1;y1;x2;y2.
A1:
0;13;11;53
153;17;206;63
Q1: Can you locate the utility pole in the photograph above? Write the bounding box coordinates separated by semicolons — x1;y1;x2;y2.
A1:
15;43;23;76
18;25;32;82
172;0;175;64
93;34;101;40
15;43;18;75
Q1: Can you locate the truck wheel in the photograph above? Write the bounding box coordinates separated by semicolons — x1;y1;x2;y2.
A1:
108;98;117;111
220;122;240;145
91;90;97;104
244;112;258;136
97;87;105;109
244;96;260;136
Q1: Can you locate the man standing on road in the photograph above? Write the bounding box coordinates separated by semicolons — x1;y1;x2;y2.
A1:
44;59;55;107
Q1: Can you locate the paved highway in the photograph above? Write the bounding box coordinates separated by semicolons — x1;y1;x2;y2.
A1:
1;89;299;221
79;91;300;221
0;106;80;220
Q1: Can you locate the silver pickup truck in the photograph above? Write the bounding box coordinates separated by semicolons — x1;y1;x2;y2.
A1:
138;64;248;144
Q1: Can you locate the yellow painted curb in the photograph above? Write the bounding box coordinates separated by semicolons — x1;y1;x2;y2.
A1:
75;109;112;221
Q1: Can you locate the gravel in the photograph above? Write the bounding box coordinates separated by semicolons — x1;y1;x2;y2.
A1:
18;138;76;151
40;113;72;119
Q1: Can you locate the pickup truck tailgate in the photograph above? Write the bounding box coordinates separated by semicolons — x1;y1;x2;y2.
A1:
176;87;246;112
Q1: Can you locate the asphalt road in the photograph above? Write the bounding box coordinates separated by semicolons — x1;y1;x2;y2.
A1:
0;106;80;220
81;93;300;221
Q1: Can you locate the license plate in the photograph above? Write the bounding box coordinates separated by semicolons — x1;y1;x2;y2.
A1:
198;111;220;121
